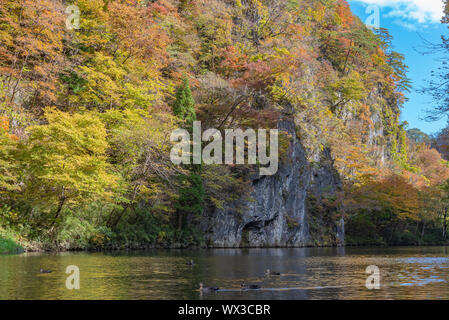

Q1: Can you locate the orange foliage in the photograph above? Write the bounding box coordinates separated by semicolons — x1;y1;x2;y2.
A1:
0;116;8;131
218;46;248;78
0;0;66;107
107;1;171;66
336;0;354;29
0;116;17;140
345;172;420;221
406;146;449;188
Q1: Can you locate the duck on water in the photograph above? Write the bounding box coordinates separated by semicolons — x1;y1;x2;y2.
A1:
241;282;261;290
39;269;52;274
199;283;219;293
265;269;281;276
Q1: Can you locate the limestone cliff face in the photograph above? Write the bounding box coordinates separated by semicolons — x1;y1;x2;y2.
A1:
200;117;343;247
307;147;344;246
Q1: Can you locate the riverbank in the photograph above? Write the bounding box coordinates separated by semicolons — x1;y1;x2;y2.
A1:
2;208;448;254
5;238;449;254
0;233;23;254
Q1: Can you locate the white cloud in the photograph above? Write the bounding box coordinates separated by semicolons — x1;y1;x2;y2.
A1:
392;19;418;31
352;0;445;24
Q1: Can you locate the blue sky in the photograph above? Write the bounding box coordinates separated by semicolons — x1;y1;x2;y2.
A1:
348;0;448;135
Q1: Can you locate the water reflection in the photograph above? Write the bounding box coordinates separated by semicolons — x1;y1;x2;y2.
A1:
0;246;448;299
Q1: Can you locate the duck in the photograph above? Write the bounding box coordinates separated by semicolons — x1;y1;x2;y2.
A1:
199;283;219;293
241;281;261;290
39;268;52;274
265;269;281;276
186;259;194;266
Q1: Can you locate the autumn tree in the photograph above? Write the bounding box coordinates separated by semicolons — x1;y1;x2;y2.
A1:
0;116;18;194
439;180;449;239
101;108;180;228
0;0;66;112
61;0;171;111
345;173;420;244
20;108;118;233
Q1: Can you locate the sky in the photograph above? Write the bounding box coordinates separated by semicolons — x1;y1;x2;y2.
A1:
347;0;448;135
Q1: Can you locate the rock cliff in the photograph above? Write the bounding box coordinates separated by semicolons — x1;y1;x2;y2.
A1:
200;117;343;247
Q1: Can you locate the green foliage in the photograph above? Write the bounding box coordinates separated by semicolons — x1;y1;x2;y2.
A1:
391;125;409;168
376;28;412;95
175;173;205;219
407;128;431;146
112;208;204;247
172;76;196;125
346;208;449;246
171;76;204;228
0;234;22;254
60;70;88;95
0;206;24;254
345;212;385;246
325;71;366;113
57;215;100;249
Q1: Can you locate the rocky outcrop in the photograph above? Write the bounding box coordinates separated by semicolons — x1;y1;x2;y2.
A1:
307;148;344;246
200;117;343;247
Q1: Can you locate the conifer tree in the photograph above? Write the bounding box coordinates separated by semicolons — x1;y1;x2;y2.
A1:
172;76;196;126
172;76;204;229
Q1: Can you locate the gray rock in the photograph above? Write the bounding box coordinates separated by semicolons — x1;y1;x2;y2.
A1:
201;117;344;247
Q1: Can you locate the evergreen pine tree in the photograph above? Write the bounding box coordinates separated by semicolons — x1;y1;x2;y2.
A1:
172;76;196;126
172;76;204;229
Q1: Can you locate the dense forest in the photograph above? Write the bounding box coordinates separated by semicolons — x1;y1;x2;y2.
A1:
1;0;449;252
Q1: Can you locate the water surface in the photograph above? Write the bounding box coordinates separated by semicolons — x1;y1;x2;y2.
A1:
1;246;448;299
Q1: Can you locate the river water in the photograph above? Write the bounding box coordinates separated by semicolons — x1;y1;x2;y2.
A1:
1;246;448;299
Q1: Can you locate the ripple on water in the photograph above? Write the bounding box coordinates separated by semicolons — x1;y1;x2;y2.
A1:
1;247;449;299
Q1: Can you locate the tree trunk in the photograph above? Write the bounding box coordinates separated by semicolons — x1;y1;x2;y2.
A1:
443;208;447;240
178;211;183;231
111;183;141;228
106;209;116;228
10;53;29;103
49;188;66;234
111;205;129;228
388;222;399;243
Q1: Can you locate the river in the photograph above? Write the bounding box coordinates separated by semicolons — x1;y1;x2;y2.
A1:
1;246;448;299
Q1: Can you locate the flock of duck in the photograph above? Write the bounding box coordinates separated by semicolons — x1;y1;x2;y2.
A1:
39;259;281;293
186;260;281;293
